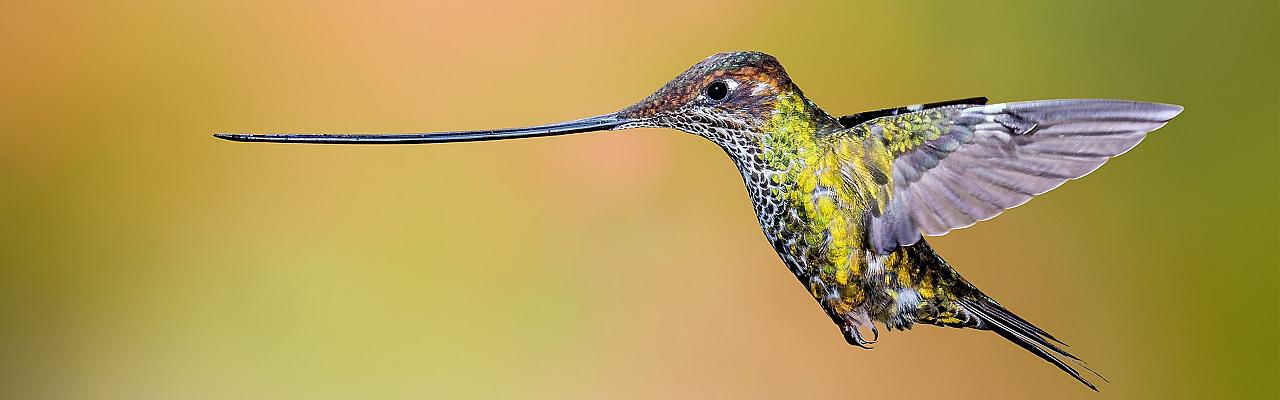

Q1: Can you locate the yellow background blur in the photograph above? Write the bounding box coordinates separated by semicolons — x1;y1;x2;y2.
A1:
2;1;1276;399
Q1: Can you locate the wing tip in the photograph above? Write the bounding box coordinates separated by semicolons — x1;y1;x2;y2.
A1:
1144;101;1184;122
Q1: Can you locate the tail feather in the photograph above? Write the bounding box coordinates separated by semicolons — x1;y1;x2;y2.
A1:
958;297;1104;390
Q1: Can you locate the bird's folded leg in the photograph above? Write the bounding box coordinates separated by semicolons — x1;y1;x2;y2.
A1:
840;310;879;349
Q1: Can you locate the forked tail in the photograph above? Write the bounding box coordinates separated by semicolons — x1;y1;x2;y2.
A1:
957;296;1106;390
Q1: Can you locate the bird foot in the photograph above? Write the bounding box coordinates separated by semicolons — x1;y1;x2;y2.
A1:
841;312;879;349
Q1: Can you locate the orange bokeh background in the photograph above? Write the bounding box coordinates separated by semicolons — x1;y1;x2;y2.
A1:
2;1;1276;399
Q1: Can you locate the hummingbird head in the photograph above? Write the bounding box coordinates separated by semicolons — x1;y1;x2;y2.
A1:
616;51;810;142
214;51;839;154
607;51;843;165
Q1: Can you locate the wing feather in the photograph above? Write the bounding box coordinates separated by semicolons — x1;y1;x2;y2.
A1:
850;99;1182;253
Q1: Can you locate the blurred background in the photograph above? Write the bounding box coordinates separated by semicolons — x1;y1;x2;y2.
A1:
2;1;1276;399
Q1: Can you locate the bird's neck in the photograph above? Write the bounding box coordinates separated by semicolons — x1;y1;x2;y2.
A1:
726;91;848;242
728;91;841;175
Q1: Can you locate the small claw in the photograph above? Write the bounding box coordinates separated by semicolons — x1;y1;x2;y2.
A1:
841;312;879;348
842;325;874;349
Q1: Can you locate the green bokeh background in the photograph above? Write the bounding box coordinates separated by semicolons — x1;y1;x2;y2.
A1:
2;1;1276;398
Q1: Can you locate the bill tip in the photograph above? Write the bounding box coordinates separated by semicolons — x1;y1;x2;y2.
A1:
214;133;249;142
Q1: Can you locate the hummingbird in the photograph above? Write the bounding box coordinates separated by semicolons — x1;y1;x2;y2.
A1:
216;51;1182;390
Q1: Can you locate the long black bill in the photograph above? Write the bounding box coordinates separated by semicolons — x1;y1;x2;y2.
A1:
213;113;631;144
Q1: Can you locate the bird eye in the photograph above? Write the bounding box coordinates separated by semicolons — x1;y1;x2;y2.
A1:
705;80;729;101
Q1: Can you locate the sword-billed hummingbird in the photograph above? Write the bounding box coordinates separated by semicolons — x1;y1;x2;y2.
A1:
216;51;1182;390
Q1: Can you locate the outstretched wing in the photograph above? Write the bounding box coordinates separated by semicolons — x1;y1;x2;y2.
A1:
846;99;1183;254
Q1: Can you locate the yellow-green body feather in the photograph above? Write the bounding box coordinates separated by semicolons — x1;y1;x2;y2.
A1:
741;92;972;338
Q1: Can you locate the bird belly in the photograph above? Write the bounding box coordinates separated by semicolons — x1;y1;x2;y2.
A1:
737;162;971;344
736;164;886;344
